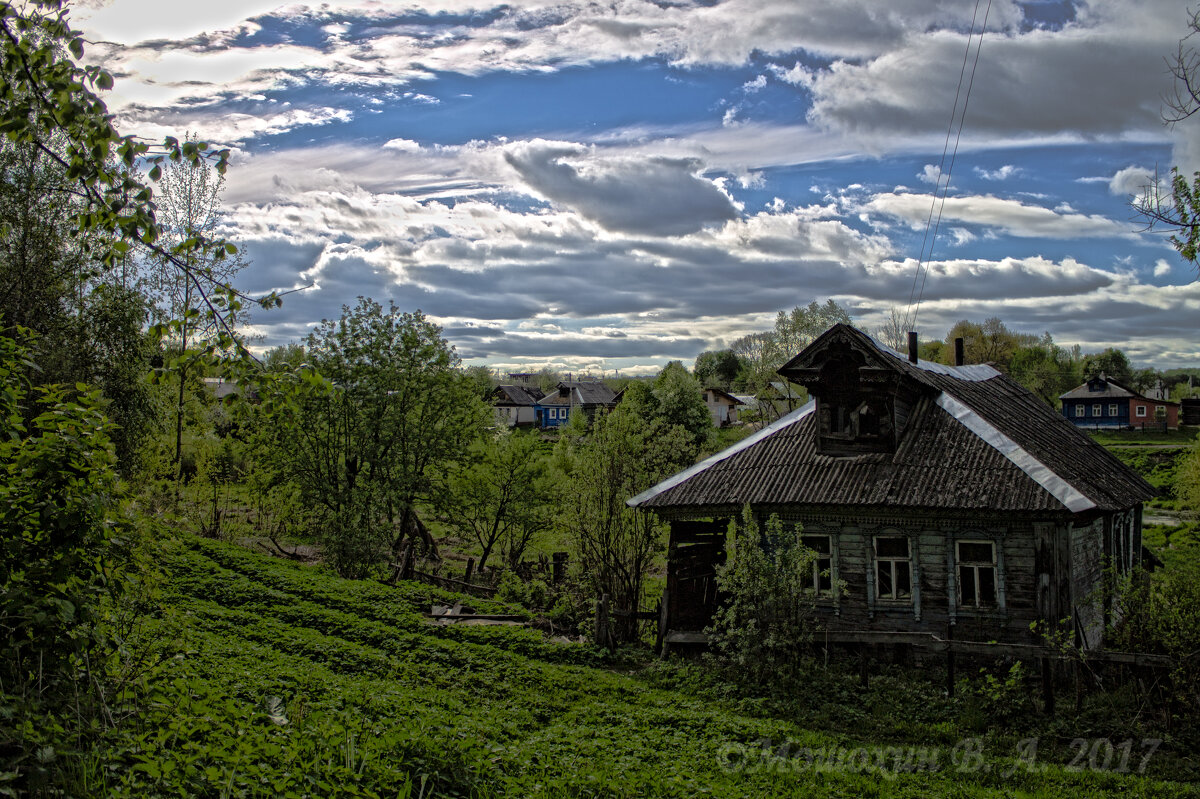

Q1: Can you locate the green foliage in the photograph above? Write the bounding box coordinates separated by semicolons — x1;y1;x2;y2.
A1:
1107;561;1200;724
1083;347;1134;385
651;360;713;450
439;429;552;571
0;331;141;793
1006;333;1083;408
708;508;821;685
692;349;742;390
1178;439;1200;517
557;405;671;643
260;298;488;578
496;571;551;611
730;300;850;420
0;1;272;343
89;532;1196;796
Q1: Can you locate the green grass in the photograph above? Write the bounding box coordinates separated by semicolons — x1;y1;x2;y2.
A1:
77;534;1200;798
1087;427;1198;447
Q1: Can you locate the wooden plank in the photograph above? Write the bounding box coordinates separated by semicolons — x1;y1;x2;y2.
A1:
664;630;711;644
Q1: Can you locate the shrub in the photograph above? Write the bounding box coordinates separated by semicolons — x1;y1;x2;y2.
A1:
707;507;823;685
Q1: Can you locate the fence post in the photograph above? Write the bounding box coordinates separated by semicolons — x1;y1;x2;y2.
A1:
1041;657;1055;715
945;622;956;697
464;558;475;582
552;552;568;584
595;594;611;650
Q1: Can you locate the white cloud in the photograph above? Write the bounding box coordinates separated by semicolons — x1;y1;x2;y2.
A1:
918;164;942;185
742;74;767;92
974;165;1019;181
862;192;1138;240
382;138;423;153
1154;259;1172;277
1109;165;1156;196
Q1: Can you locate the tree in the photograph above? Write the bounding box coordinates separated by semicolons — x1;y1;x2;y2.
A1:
773;300;852;356
145;135;247;470
942;317;1030;369
1082;347;1133;385
1132;9;1200;270
874;306;909;351
1007;333;1082;408
263;298;487;577
731;300;851;420
692;349;742;389
439;430;550;572
0;2;262;337
557;403;682;643
708;508;821;685
651;361;712;450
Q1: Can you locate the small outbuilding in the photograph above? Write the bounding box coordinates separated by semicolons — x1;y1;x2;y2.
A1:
630;324;1155;653
702;387;743;427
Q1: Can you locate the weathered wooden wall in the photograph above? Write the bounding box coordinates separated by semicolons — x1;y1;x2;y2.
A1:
662;507;1138;651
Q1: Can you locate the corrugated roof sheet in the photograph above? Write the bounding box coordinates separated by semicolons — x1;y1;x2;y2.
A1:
631;325;1154;515
539;381;618;407
492;385;542;405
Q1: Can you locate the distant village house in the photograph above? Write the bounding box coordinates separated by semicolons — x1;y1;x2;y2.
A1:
1059;376;1180;430
702;387;743;427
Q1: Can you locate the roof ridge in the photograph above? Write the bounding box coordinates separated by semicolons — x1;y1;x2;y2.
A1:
934;392;1096;513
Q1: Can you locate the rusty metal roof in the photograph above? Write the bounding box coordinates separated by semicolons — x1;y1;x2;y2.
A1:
630;325;1154;516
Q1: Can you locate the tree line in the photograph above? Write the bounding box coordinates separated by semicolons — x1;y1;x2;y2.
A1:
693;304;1199;412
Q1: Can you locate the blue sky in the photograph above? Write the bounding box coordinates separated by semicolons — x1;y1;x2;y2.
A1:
76;0;1200;371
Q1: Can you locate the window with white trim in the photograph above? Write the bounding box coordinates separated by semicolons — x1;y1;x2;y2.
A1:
800;534;833;595
1108;403;1119;417
956;540;997;607
874;536;911;601
1092;403;1102;417
1136;405;1147;418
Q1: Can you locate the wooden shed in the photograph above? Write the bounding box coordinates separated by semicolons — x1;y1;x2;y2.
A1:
629;324;1155;654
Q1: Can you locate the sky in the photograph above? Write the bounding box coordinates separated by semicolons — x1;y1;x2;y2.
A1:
72;0;1200;373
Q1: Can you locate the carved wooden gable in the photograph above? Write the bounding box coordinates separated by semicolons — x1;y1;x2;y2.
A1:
779;327;921;455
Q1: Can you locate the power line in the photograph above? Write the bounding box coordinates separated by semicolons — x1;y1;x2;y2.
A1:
904;0;992;334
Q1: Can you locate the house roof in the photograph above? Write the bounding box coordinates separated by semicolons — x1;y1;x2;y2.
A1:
491;384;543;405
629;324;1153;516
1059;378;1135;401
538;381;619;407
1060;378;1179;405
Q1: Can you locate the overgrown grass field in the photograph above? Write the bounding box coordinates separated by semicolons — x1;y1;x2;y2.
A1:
77;534;1200;798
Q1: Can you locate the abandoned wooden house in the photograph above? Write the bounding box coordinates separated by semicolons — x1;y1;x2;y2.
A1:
629;324;1155;655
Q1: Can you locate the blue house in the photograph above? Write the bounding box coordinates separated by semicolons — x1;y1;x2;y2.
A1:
536;381;619;429
1059;376;1179;430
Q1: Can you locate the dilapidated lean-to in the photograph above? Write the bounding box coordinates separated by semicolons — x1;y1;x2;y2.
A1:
629;324;1155;656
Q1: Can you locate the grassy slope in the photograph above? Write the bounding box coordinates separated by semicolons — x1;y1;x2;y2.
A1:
88;535;1199;798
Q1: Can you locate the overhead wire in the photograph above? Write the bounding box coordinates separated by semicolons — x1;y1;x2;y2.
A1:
904;0;992;334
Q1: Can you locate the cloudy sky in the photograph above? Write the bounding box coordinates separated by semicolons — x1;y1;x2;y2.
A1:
75;0;1200;372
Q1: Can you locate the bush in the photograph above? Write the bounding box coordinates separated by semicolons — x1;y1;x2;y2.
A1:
0;332;141;793
707;507;823;685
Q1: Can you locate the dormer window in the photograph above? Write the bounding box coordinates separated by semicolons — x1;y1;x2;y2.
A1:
778;328;915;457
818;392;893;455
